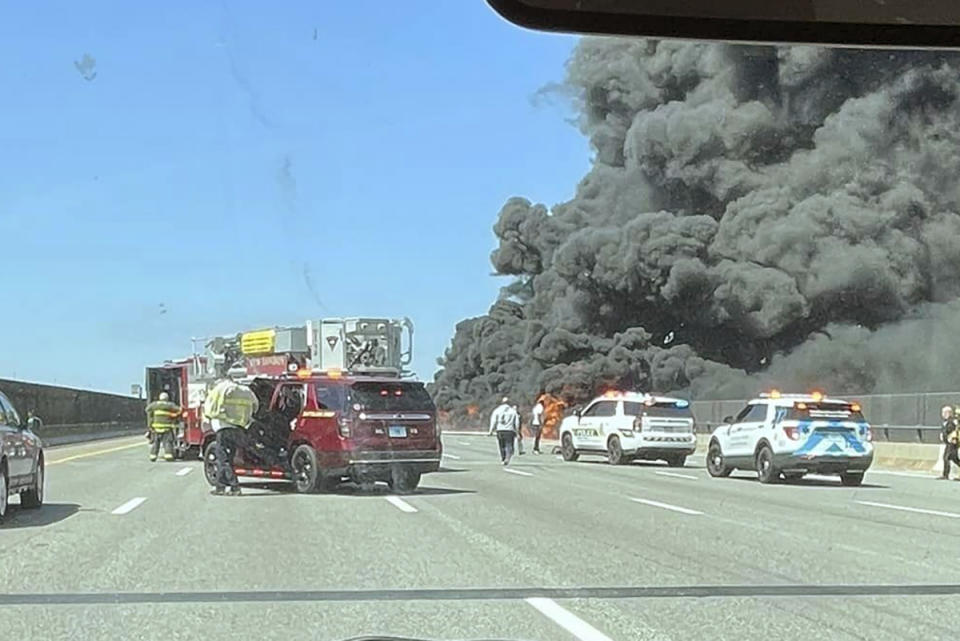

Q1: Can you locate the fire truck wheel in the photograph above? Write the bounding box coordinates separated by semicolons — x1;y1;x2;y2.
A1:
202;442;219;487
291;445;321;494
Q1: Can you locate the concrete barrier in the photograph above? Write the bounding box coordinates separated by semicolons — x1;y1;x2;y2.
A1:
0;378;146;446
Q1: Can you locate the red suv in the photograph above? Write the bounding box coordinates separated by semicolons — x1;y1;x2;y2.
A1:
202;372;441;493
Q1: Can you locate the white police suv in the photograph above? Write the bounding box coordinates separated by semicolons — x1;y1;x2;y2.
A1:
559;391;696;466
706;391;874;485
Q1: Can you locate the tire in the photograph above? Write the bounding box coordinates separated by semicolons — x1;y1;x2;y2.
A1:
607;435;626;465
203;441;219;487
20;456;44;509
783;472;805;482
389;467;421;494
840;472;864;487
0;460;7;521
561;433;579;462
291;444;321;494
756;445;779;484
666;455;687;468
706;441;731;478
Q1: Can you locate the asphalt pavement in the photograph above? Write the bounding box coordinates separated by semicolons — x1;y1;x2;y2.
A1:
2;433;960;640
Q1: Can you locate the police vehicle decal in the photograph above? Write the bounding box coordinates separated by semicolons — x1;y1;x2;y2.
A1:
792;419;867;456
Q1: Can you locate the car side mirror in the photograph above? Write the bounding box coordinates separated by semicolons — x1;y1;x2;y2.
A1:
723;416;734;424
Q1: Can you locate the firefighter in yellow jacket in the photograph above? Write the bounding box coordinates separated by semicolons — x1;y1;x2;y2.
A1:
145;392;180;462
204;378;259;496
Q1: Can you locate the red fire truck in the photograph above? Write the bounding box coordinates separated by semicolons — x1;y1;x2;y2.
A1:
144;318;415;459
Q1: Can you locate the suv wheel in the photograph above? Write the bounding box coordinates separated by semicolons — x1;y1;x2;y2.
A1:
840;472;864;487
389;467;421;494
203;441;219;487
706;441;731;477
561;433;579;462
607;435;626;465
291;445;321;493
0;461;7;520
21;456;44;509
756;445;779;484
666;455;687;468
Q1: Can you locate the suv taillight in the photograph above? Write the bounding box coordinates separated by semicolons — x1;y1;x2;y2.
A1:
338;415;351;437
783;426;801;441
633;417;642;431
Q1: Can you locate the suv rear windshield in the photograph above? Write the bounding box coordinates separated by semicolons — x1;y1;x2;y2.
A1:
350;382;436;412
779;403;865;422
624;401;694;420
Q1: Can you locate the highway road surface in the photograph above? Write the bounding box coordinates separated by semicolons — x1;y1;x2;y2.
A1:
2;433;960;640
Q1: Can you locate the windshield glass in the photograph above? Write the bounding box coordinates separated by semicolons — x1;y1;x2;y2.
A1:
350;382;435;412
623;401;694;419
5;2;959;639
781;404;866;422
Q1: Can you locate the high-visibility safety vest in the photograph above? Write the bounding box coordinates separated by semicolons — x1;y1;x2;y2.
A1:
203;380;259;428
145;400;181;432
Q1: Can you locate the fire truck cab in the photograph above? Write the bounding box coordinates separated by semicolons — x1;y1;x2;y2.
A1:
202;370;441;493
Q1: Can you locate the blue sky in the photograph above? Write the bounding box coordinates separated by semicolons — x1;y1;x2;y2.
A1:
0;1;589;394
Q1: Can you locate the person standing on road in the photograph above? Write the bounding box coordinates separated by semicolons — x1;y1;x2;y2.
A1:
145;392;180;462
204;378;259;496
940;405;960;480
513;404;525;456
530;398;544;454
488;397;520;465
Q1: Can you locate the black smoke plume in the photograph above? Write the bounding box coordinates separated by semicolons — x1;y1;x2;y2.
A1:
431;39;960;421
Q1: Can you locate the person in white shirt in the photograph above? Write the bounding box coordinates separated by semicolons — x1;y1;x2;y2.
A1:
531;400;545;454
488;397;520;465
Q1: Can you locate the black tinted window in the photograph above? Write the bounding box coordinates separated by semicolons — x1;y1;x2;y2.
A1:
744;404;768;422
350;382;434;412
315;383;347;412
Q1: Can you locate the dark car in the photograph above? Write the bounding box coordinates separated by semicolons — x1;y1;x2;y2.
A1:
0;391;44;520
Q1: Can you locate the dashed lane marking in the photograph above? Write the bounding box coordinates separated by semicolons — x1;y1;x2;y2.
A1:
654;470;699;480
384;496;417;513
629;497;703;516
504;468;534;477
176;467;193;476
111;497;147;515
855;500;960;519
526;598;615;641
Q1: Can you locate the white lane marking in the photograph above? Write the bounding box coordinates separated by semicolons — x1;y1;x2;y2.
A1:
176;467;193;476
526;598;614;641
458;441;472;446
504;468;534;477
111;497;147;515
655;470;698;480
555;455;564;460
442;453;461;460
855;500;960;519
384;496;418;513
629;497;703;515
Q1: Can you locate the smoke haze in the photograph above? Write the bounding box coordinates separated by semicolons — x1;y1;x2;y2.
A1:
431;39;960;420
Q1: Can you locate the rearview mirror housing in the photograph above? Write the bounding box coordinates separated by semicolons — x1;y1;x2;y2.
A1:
723;415;734;424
